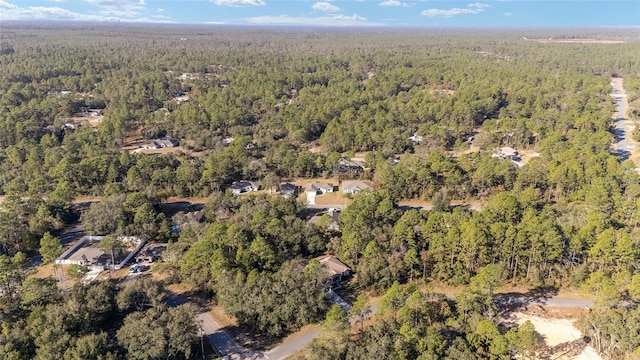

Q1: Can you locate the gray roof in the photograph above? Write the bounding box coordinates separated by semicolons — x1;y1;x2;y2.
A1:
342;180;373;192
306;182;333;192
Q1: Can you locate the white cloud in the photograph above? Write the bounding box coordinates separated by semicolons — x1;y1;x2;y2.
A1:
86;0;144;6
119;17;175;23
468;2;490;8
48;0;145;15
332;13;366;22
244;13;377;26
156;8;164;12
0;0;92;20
312;2;340;12
75;0;147;17
379;0;410;7
212;0;265;6
98;8;140;17
504;12;512;16
0;0;172;22
421;2;490;17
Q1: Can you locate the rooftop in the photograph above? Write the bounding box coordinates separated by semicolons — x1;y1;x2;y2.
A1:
319;255;350;276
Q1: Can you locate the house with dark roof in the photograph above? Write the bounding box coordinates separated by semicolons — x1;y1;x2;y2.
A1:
230;181;259;195
338;158;365;173
279;182;298;196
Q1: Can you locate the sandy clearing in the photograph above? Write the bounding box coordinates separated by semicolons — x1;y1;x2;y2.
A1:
515;313;581;347
511;313;602;360
70;115;103;127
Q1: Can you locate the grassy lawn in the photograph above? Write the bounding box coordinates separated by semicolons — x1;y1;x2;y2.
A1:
312;191;352;206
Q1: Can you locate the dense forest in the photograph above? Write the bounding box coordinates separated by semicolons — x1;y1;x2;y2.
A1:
1;23;640;359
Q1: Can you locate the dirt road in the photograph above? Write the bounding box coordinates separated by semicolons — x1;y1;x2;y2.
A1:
610;77;638;165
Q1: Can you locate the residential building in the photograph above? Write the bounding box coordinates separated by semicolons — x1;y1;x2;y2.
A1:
279;182;298;196
230;181;259;195
342;180;374;194
305;182;334;205
319;255;351;292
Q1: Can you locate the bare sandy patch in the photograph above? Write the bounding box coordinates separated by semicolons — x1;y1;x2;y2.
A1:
506;313;602;360
130;146;188;155
96;267;129;281
70;115;103;127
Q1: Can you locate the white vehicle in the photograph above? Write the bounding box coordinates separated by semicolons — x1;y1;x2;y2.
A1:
129;264;140;273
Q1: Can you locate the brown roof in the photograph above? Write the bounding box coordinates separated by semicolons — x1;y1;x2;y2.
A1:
319;255;350;276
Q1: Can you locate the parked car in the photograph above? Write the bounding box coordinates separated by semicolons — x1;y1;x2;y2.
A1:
129;264;140;273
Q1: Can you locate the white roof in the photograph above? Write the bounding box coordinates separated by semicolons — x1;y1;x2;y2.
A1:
498;146;518;157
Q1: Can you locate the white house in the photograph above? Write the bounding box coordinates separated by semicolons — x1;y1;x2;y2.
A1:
305;182;334;205
342;180;373;194
492;146;520;161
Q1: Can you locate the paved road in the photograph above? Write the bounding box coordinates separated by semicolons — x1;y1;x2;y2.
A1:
187;287;592;360
263;299;379;360
264;328;320;360
197;311;266;360
494;293;594;309
196;292;378;360
310;203;485;212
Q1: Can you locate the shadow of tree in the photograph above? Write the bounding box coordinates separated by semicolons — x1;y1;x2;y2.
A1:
494;285;559;311
538;338;589;360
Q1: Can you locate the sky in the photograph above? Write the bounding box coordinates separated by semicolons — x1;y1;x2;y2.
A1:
1;0;639;28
